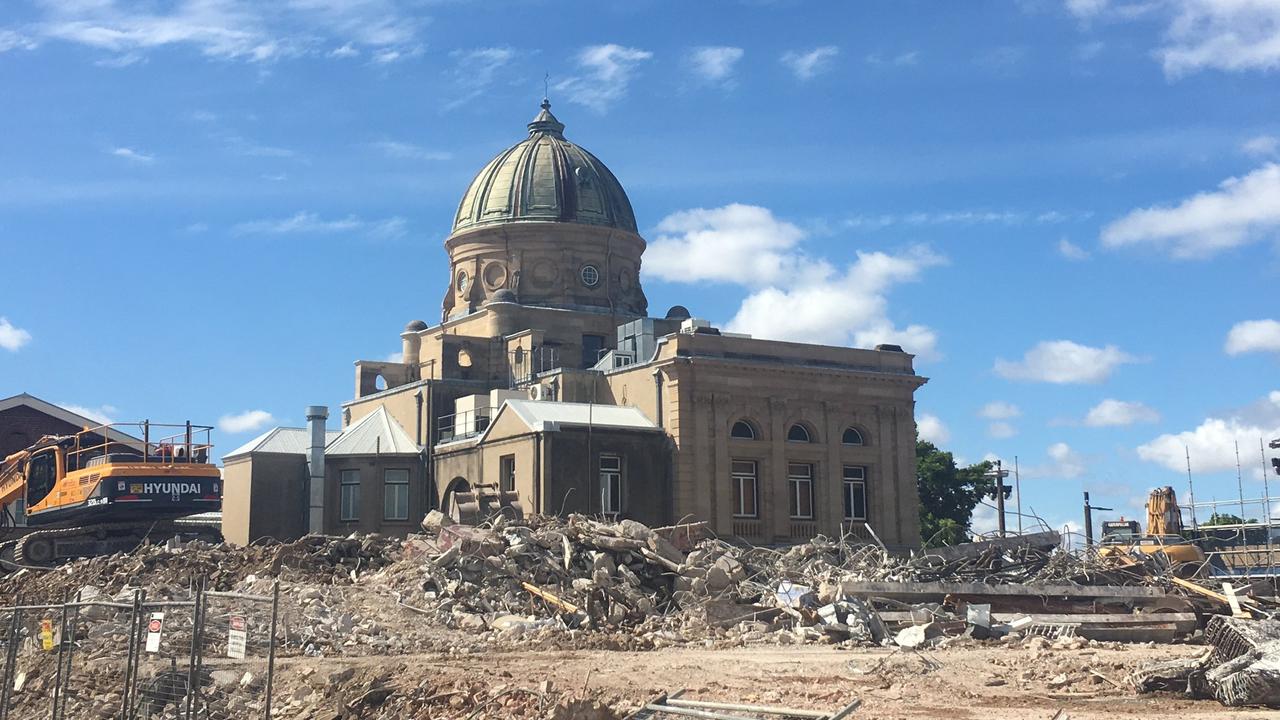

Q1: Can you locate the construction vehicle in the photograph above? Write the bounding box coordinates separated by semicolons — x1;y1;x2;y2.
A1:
1097;486;1206;573
0;421;222;567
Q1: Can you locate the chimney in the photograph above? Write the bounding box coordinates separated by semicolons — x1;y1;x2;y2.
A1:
306;405;328;535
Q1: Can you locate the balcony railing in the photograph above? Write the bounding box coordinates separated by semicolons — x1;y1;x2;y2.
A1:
436;407;494;445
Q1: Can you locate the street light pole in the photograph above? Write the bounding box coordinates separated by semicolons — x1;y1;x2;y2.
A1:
987;460;1012;538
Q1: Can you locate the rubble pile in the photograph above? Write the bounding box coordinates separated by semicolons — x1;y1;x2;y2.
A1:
371;512;1185;650
0;533;400;603
1133;614;1280;708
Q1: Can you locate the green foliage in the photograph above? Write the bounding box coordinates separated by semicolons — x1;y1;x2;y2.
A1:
916;440;998;547
1203;512;1256;526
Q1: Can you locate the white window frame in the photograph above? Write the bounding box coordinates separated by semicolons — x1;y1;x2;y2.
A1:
731;460;758;518
787;424;811;443
788;463;814;520
499;454;516;493
843;465;867;521
599;454;622;516
842;427;865;446
580;264;600;287
383;468;410;521
340;469;361;522
730;420;756;440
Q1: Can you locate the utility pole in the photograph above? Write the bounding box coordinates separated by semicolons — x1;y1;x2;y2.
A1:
1083;491;1113;547
988;460;1011;538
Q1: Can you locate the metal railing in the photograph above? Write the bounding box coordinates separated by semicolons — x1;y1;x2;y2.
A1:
436;407;495;445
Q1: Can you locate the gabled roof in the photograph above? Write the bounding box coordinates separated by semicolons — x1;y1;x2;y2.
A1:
493;399;658;437
222;427;340;461
326;406;420;456
0;392;142;448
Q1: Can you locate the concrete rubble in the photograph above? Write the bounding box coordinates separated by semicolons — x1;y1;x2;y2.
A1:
6;514;1280;716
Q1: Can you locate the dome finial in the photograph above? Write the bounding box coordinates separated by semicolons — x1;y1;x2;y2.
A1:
528;92;565;138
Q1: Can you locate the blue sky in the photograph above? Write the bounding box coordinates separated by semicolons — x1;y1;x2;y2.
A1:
2;0;1279;538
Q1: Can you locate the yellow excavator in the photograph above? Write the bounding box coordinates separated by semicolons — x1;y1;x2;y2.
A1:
0;421;222;567
1098;486;1206;574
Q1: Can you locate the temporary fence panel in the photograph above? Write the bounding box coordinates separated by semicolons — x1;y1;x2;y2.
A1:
0;580;279;720
50;592;141;720
129;594;201;720
188;585;280;720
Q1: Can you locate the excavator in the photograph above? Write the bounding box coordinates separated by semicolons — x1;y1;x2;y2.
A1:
0;421;222;567
1098;486;1206;574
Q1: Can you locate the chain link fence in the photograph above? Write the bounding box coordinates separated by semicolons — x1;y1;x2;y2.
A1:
0;581;280;720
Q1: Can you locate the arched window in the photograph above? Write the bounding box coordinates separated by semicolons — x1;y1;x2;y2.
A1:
787;424;811;443
730;420;757;440
842;427;865;446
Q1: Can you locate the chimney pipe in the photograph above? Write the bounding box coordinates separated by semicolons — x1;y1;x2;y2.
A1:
306;405;329;535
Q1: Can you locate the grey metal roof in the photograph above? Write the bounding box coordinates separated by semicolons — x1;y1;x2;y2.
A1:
326;406;420;456
500;400;659;433
222;427;340;461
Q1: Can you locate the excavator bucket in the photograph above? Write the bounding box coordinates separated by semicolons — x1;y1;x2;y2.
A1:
450;483;524;525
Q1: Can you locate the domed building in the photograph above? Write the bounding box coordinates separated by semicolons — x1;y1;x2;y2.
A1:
224;101;928;550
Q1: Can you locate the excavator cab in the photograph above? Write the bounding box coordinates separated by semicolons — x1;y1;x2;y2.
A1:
0;421;222;567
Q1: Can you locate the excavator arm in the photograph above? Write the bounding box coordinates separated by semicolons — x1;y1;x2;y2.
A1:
0;449;31;510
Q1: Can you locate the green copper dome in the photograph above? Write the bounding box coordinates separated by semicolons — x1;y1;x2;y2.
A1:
452;101;638;235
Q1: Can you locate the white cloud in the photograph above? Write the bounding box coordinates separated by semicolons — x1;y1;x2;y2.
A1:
370;44;422;64
370;141;451;161
916;413;950;444
842;209;1091;229
1243;135;1279;158
0;317;32;352
28;0;425;64
233;211;406;239
1085;398;1161;426
1226;319;1280;355
555;44;652;113
1065;0;1110;19
1058;237;1091;260
1046;442;1086;477
1137;391;1280;473
689;46;744;84
444;47;515;111
988;421;1018;439
329;42;358;58
995;340;1139;384
386;350;404;363
0;30;38;52
59;403;117;425
866;50;919;66
979;401;1021;420
645;204;942;357
218;409;275;434
1159;0;1280;77
780;45;839;80
1075;40;1105;61
110;146;154;163
646;204;814;286
1101;163;1280;258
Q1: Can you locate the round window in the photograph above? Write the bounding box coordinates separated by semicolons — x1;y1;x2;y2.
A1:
457;271;469;292
580;264;600;288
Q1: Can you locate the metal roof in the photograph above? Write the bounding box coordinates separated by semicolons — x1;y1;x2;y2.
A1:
222;427;339;461
452;100;637;235
326;406;420;456
499;399;659;433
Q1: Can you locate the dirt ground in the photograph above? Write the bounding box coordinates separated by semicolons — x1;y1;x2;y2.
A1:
269;641;1277;719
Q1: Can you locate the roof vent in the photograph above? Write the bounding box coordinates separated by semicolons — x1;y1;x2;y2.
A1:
875;344;906;353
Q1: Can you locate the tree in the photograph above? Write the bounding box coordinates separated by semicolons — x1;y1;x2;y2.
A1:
1203;512;1256;526
916;440;998;547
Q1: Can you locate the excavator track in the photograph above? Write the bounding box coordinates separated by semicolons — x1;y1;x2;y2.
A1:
14;521;221;568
